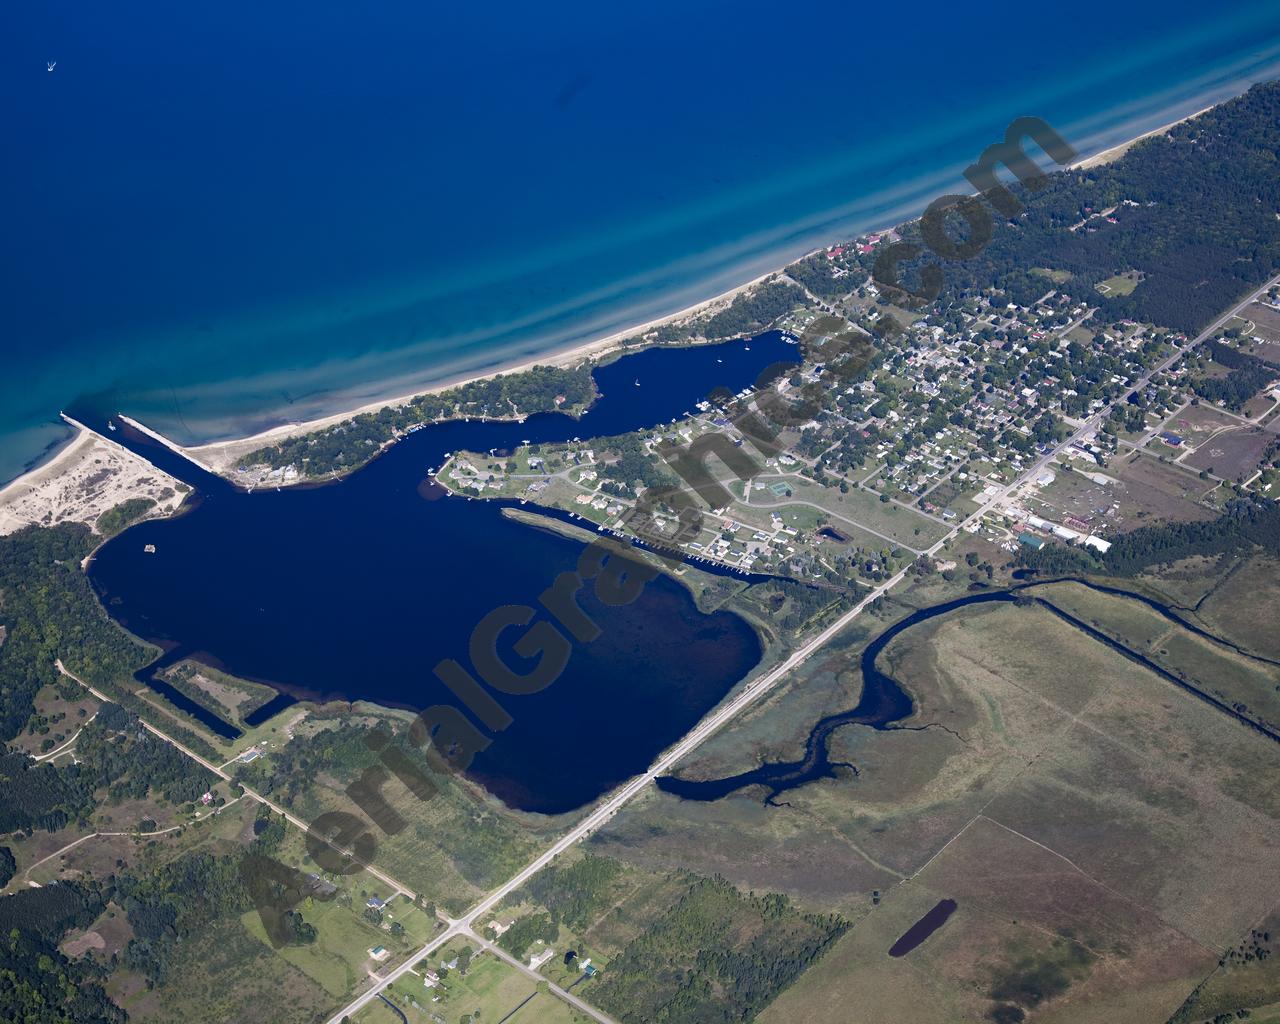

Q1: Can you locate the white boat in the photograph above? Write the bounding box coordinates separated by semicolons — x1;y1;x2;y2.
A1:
634;379;640;386
47;61;56;72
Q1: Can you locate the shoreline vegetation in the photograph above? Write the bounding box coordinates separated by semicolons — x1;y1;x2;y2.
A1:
2;96;1224;509
8;80;1280;1024
177;100;1224;489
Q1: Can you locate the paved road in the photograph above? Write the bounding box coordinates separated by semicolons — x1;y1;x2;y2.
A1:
326;271;1280;1024
463;927;621;1024
63;273;1280;1024
54;661;413;902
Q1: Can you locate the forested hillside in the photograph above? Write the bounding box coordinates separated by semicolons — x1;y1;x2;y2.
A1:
0;525;153;741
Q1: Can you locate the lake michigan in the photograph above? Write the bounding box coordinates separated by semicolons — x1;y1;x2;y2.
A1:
6;0;1280;483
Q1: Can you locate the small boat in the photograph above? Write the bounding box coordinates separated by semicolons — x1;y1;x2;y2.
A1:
47;61;56;72
634;379;640;387
107;421;117;431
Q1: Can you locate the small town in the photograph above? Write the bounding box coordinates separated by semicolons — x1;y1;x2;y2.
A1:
442;266;1280;589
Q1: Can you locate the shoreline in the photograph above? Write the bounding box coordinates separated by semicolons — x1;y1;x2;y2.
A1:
1069;102;1214;170
3;89;1239;492
0;415;188;537
177;265;783;475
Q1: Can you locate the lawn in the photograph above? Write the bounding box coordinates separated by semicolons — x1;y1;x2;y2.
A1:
1096;270;1142;296
741;474;947;547
1196;553;1280;661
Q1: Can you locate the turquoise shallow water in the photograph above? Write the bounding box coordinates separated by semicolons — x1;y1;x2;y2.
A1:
5;1;1280;483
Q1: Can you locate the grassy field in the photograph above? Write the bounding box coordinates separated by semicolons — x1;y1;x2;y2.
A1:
364;957;596;1024
368;948;546;1024
235;711;552;914
1167;906;1280;1023
736;472;948;547
1163;403;1241;448
1096;270;1143;295
1029;579;1280;734
1113;452;1216;524
108;914;334;1024
10;681;100;756
1196;554;1280;660
595;588;1280;1022
1182;424;1275;481
160;659;280;726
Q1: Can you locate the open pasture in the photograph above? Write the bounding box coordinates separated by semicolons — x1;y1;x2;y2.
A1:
1181;424;1277;480
602;595;1280;1021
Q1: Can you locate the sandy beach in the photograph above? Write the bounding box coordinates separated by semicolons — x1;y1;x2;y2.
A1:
5;97;1226;497
0;416;187;537
1070;103;1215;170
178;103;1219;478
180;265;785;475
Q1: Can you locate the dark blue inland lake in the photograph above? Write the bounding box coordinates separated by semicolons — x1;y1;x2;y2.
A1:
84;334;1279;817
83;335;800;815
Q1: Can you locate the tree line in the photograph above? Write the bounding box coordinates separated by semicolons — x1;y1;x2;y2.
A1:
839;81;1280;335
591;875;848;1024
241;364;596;476
1018;496;1280;577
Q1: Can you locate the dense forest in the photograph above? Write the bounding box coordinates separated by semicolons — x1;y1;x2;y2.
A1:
591;875;848;1024
598;432;678;493
94;497;158;539
0;882;123;1024
0;523;222;762
0;525;153;741
704;281;806;340
116;850;257;986
846;82;1280;333
0;702;215;834
522;854;621;931
241;364;596;475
